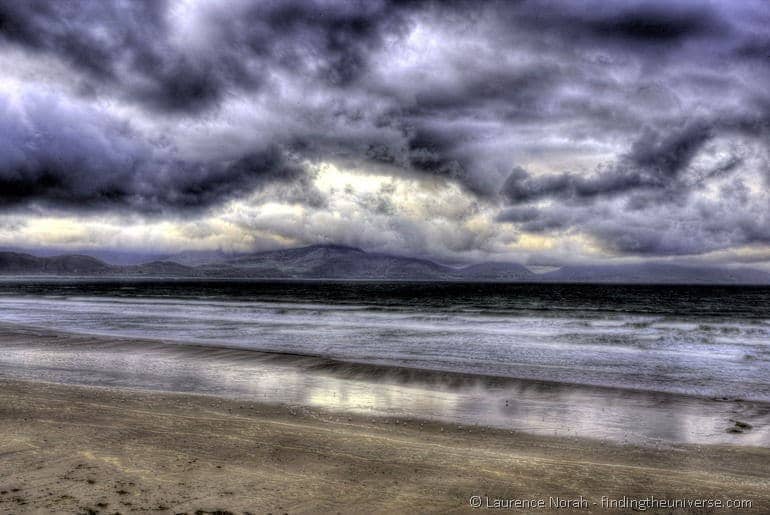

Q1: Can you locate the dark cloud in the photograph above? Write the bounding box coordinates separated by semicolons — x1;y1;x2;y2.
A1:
500;164;652;206
488;0;732;61
627;122;713;177
497;172;770;258
0;0;418;113
504;209;574;234
0;0;768;261
584;3;725;43
0;92;302;212
500;114;766;207
496;206;540;224
0;1;221;112
404;125;472;187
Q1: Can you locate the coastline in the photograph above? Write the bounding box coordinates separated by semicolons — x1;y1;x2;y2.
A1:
1;322;769;449
2;378;770;514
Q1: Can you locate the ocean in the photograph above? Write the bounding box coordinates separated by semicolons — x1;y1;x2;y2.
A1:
0;279;768;445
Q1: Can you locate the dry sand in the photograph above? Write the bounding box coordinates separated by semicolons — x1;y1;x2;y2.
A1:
0;378;769;514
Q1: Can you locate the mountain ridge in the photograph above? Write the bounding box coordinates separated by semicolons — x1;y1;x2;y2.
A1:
0;245;769;284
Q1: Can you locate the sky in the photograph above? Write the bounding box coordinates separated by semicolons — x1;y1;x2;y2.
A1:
0;0;768;267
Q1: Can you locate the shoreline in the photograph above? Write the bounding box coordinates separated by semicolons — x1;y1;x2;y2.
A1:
1;378;770;514
1;323;769;448
2;319;763;401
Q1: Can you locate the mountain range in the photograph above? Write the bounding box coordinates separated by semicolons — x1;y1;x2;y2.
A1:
0;244;768;284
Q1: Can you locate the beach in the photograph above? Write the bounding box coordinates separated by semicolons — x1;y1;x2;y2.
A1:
2;378;769;514
0;281;769;513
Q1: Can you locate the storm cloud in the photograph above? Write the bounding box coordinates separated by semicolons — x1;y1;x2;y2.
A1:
0;90;304;212
0;0;768;263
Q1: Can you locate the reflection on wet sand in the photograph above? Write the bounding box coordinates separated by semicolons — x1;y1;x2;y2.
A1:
1;323;768;447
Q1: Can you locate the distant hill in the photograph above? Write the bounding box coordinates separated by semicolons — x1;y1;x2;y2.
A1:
162;249;242;266
458;262;534;281
201;244;457;280
0;246;769;284
542;263;770;284
0;252;112;275
119;261;200;276
0;246;165;265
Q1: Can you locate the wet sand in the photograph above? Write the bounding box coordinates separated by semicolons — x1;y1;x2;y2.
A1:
2;324;769;449
1;379;769;514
